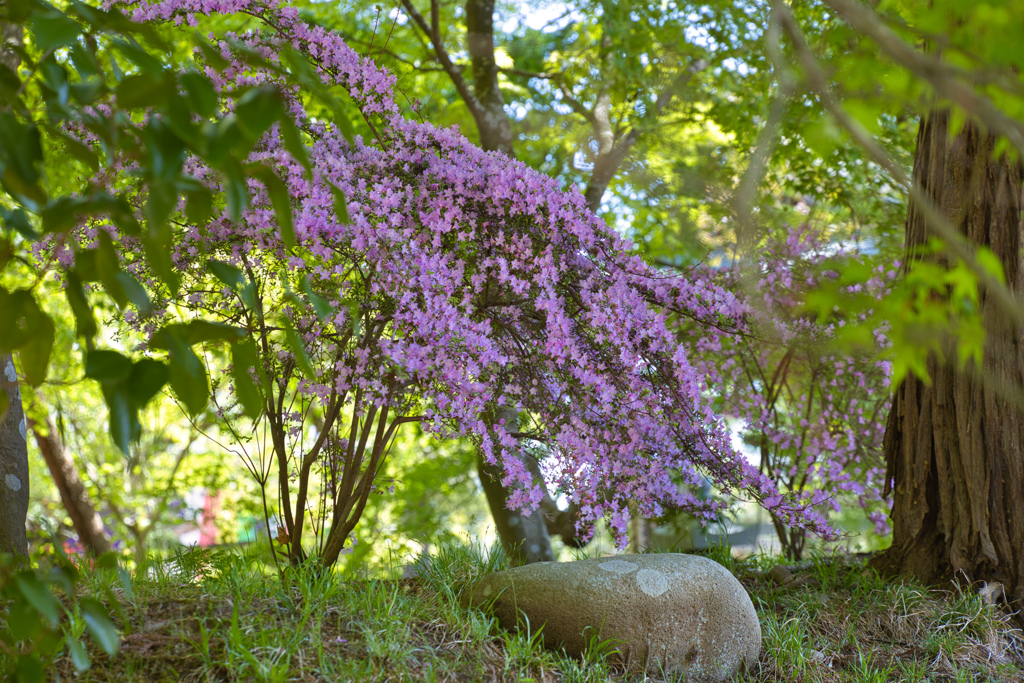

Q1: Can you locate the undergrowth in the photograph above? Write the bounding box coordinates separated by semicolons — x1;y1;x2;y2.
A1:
10;540;1023;682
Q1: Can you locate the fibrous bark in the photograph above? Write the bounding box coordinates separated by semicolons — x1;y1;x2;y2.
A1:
872;111;1024;620
0;355;29;558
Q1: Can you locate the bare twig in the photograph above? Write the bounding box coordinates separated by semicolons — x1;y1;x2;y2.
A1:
399;0;485;121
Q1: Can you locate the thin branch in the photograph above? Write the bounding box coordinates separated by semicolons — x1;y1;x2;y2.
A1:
499;66;558;80
399;0;484;120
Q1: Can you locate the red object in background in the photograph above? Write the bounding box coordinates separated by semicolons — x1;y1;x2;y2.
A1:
199;490;221;547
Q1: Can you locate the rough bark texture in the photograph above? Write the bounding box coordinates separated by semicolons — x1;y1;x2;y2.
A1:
872;111;1024;620
1;22;20;71
30;415;112;555
464;0;512;156
0;355;30;558
0;29;28;559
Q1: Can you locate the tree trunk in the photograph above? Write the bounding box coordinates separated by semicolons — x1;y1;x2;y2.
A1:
871;110;1024;620
0;355;30;558
30;414;112;556
458;0;560;563
0;19;29;561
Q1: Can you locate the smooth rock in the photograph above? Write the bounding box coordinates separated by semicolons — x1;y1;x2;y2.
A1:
462;553;760;682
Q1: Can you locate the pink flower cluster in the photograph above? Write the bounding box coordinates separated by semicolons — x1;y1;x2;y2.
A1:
112;0;834;544
684;225;895;548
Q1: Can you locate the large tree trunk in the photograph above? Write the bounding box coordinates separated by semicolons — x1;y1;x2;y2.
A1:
872;110;1024;619
0;29;29;560
30;414;112;556
0;355;30;558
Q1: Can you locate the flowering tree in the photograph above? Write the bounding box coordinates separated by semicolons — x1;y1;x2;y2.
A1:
42;0;834;568
682;226;894;559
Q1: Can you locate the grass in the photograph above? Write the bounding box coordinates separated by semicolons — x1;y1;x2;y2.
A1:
26;541;1024;682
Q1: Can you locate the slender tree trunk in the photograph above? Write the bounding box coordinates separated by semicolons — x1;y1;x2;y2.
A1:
872;110;1024;620
0;355;30;558
30;414;112;555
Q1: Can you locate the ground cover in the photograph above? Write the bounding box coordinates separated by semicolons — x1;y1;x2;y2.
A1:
33;542;1024;682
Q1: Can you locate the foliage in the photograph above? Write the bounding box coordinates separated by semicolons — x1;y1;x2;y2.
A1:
681;226;895;559
35;542;1024;682
0;551;122;681
0;0;345;451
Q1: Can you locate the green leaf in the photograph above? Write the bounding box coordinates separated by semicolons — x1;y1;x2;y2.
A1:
14;573;60;627
328;182;351;225
93;552;119;570
207;259;257;312
115;272;153;315
38;58;70;105
202;116;241;166
230;338;264;419
126;358;169;407
80;598;119;656
144;220;180;295
975;246;1006;284
103;384;137;452
185;185;214;225
176;319;246;345
64;273;98;339
195;34;230;71
45;565;77;595
208;260;246;289
180;71;217;118
68;41;101;79
67;635;91;672
150;327;208;416
164;93;200;145
95;231;127;309
282;317;315;379
278;115;311;174
300;276;335;321
221;157;249;223
113;37;163;75
109;52;123;82
84;349;132;383
235;85;284;141
0;63;22;101
1;207;38;239
29;8;83;52
12;654;45;683
115;72;171;109
145;177;178;231
54;128;100;171
282;47;354;143
68;79;105;105
0;289;55;382
247;163;294;247
144;116;187;179
41;195;89;234
17;312;54;387
0;111;44;189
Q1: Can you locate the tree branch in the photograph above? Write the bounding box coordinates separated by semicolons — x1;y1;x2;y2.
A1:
399;0;485;121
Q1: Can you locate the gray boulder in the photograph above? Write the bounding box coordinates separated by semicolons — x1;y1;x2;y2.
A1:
461;553;760;682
